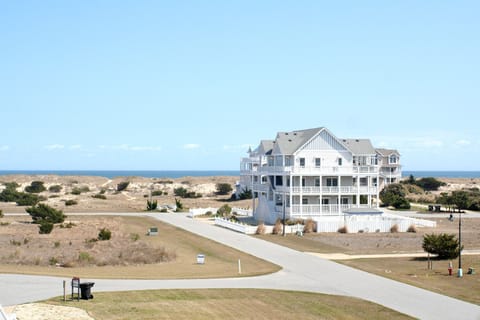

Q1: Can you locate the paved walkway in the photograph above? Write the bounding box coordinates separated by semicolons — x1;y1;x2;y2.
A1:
1;212;479;319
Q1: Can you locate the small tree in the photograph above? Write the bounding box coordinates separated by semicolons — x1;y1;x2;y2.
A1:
379;184;410;209
451;190;469;213
415;177;445;191
146;199;158;211
422;233;462;259
39;221;54;234
216;183;233;195
239;187;253;200
174;198;184;212
26;203;66;224
48;185;63;193
25;181;46;193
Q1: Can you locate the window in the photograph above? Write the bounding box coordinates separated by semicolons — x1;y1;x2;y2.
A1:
389;155;397;164
338;158;343;166
253;176;258;183
285;156;292;166
302;198;309;205
360;178;368;186
315;158;321;167
315;178;320;187
341;197;349;205
299;158;305;167
276;194;283;206
322;198;329;205
286;177;290;187
275;176;283;186
326;178;338;187
372;178;377;187
302;178;306;187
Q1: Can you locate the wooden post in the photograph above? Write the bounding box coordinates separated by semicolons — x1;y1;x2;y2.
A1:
238;259;242;274
63;280;66;301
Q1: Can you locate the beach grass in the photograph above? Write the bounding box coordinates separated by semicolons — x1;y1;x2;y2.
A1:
43;289;414;320
0;216;280;279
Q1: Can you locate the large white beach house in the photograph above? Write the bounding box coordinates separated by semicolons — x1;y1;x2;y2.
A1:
238;127;402;224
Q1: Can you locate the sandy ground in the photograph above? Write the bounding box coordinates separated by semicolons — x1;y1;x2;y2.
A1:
0;175;251;213
4;303;93;320
0;175;478;318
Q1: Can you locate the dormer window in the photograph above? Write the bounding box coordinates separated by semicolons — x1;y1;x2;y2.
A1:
389;155;398;164
299;158;305;167
338;158;343;166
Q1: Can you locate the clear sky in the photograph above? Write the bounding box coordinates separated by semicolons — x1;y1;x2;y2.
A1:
1;1;479;171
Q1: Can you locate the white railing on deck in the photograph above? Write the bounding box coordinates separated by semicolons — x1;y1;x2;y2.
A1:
188;207;253;218
290;186;377;194
258;166;378;175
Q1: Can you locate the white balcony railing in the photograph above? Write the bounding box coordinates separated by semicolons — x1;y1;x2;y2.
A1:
290;186;377;194
258;165;378;175
286;204;374;216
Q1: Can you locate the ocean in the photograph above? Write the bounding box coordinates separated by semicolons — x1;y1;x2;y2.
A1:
0;170;479;179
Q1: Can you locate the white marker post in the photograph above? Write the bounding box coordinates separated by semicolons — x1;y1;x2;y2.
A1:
238;259;242;274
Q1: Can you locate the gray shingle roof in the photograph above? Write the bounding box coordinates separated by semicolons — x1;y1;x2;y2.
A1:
273;127;324;155
340;139;376;155
376;148;400;156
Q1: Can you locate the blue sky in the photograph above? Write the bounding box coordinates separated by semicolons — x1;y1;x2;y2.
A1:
1;1;479;171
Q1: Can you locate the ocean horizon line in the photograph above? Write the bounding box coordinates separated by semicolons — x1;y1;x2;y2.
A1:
0;169;479;179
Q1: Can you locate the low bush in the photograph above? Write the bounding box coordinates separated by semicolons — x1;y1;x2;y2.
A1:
71;186;90;195
255;223;266;235
338;226;348;233
217;204;232;217
303;219;316;233
390;224;399;233
117;181;130;192
48;185;62;193
216;183;233;195
25;181;46;193
151;190;164;196
39;221;54;234
92;194;107;200
0;209;3;218
423;233;462;259
65;199;78;206
272;219;283;235
407;224;417;233
98;228;112;241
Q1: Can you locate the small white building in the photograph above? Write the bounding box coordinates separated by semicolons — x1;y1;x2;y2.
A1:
238;127;402;224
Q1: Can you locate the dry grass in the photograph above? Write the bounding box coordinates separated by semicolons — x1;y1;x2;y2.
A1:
303;218;316;233
255;223;266;235
340;255;480;305
0;215;279;279
44;289;414;320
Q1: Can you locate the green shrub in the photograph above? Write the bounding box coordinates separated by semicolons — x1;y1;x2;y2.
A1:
175;198;184;212
238;187;253;200
65;199;78;206
216;183;233;195
26;203;66;224
98;228;112;241
25;181;46;193
130;233;140;241
217;204;232;217
422;233;462;259
380;184;410;209
92;194;107;200
146;199;158;211
39;221;54;234
49;257;58;265
48;185;62;193
0;209;3;218
151;190;164;196
117;181;130;192
415;177;446;191
71;186;90;195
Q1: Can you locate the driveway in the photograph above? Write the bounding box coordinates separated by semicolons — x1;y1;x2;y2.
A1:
1;212;479;319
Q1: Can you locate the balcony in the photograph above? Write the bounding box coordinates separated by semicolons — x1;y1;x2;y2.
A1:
290;186;377;195
258;165;378;175
283;204;374;217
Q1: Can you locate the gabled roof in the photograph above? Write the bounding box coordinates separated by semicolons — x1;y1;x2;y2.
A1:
341;139;376;155
273;127;324;155
375;148;400;156
254;140;274;156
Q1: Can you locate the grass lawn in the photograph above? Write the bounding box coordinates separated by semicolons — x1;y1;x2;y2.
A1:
340;255;480;305
0;216;280;279
44;289;414;320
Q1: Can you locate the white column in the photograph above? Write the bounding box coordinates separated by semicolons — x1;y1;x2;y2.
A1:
356;175;360;208
319;175;323;216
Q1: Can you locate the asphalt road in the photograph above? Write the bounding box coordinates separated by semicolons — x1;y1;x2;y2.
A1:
1;212;479;319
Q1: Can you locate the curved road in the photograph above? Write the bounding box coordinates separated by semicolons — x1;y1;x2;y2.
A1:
1;212;479;319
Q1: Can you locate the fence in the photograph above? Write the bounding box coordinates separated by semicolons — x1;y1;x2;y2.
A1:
188;207;253;218
314;213;436;233
214;217;303;235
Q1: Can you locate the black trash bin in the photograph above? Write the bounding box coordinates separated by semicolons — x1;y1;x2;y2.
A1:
79;282;95;300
